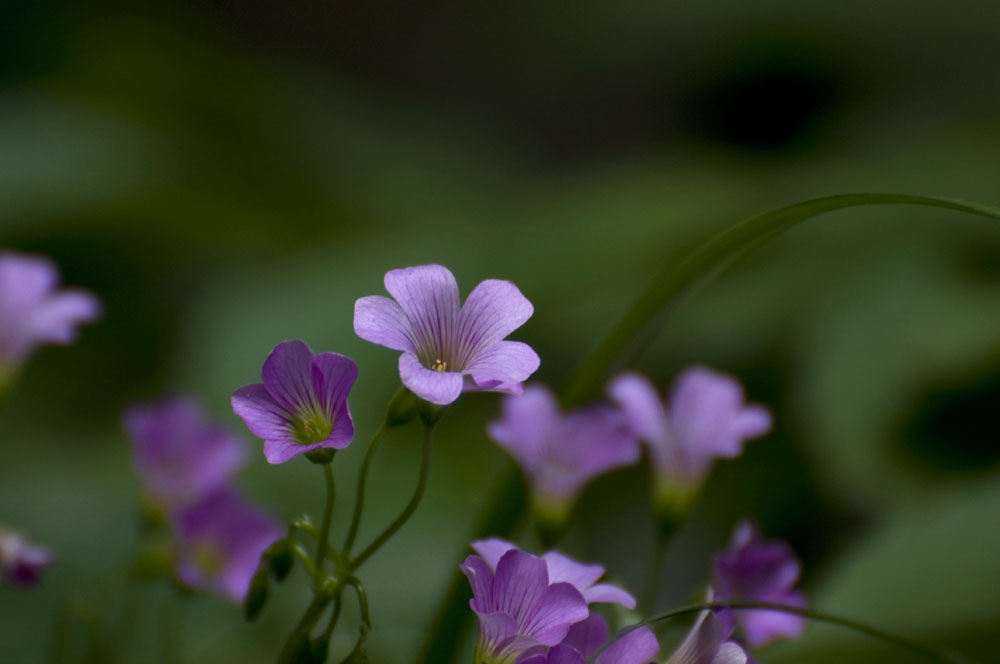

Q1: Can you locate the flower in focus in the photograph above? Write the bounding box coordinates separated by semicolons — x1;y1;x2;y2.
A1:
124;396;246;507
461;545;589;664
607;368;771;517
519;612;660;664
712;520;807;647
354;264;539;405
0;528;54;588
471;538;636;610
662;607;748;664
172;488;281;602
0;251;100;385
487;385;640;526
232;340;358;464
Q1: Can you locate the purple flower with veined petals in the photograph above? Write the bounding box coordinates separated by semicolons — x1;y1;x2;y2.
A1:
712;520;807;647
519;612;661;664
0;251;100;380
231;340;358;464
462;546;590;664
0;528;54;588
471;538;636;610
172;488;281;602
488;385;640;523
607;368;770;511
124;396;246;507
354;264;540;405
662;607;748;664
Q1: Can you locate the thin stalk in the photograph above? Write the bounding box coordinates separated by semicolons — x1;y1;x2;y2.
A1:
586;600;958;664
349;422;436;571
277;591;336;664
342;423;389;558
640;530;671;612
315;463;336;574
320;594;343;640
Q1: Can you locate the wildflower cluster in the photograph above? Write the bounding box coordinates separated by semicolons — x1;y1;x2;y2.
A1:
2;248;947;664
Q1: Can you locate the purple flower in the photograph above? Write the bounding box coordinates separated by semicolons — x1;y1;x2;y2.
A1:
519;612;661;664
124;396;246;507
0;528;54;588
488;385;640;522
662;607;748;664
471;538;636;610
0;251;100;378
461;546;590;664
172;488;281;602
231;340;358;464
712;520;807;647
607;368;770;509
354;264;539;405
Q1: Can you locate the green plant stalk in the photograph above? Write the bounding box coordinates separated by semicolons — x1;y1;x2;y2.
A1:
342;423;390;558
315;463;336;574
349;421;437;572
585;600;958;664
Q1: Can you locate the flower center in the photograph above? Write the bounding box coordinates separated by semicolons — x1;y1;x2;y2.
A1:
194;542;225;575
292;411;333;445
430;358;448;372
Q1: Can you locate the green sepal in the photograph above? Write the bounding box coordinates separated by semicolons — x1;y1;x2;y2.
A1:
267;538;294;582
417;400;446;428
386;387;419;427
243;569;270;621
306;448;337;465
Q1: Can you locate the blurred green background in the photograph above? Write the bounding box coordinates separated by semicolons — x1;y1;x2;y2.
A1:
2;1;1000;662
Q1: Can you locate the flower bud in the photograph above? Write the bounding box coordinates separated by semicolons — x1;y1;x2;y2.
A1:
386;387;419;427
266;539;294;582
243;569;270;621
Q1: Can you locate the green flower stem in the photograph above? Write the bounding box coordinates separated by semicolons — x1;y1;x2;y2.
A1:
315;463;336;575
277;584;338;664
585;600;958;664
349;420;437;572
320;593;343;640
290;543;318;578
342;422;390;558
640;527;673;613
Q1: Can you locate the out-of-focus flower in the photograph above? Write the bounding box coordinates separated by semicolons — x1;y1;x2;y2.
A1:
471;538;636;610
519;611;660;664
231;340;358;464
488;385;640;525
172;488;281;602
461;545;589;664
124;396;245;507
0;528;54;588
712;520;807;647
663;607;748;664
0;251;100;385
607;368;770;518
354;264;539;405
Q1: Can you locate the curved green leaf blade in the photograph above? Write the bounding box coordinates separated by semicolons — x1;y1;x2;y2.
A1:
562;194;1000;405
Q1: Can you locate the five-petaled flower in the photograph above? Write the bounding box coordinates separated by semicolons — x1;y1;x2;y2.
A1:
712;520;807;647
232;340;358;464
354;264;540;405
608;368;771;517
0;251;100;386
462;543;589;664
124;396;246;507
0;528;55;588
488;385;640;525
172;488;281;602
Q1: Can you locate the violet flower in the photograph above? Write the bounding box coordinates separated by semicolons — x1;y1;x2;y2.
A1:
461;546;591;664
607;368;770;515
172;488;281;602
0;251;100;383
712;520;807;647
662;607;748;664
124;396;246;507
0;528;54;588
519;612;660;664
471;538;636;610
487;385;640;524
232;340;358;464
354;264;539;405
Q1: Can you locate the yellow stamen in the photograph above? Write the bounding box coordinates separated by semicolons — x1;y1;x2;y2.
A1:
431;358;448;372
